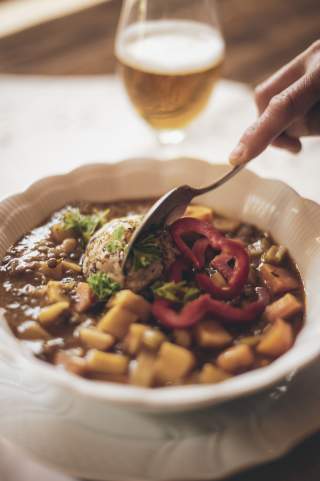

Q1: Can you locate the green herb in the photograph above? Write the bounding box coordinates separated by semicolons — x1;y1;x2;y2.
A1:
87;272;120;301
132;234;162;271
62;208;109;243
152;281;200;305
105;225;125;254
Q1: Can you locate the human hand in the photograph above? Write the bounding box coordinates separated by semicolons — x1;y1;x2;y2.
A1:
229;41;320;165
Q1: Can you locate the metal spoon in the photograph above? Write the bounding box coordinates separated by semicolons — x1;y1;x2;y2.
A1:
122;164;244;273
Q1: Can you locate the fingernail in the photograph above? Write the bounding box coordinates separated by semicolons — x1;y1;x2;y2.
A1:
229;143;247;165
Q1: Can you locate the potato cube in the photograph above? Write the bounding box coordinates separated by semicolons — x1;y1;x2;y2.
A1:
79;328;115;351
213;217;240;233
86;350;129;375
173;329;192;348
264;293;303;323
195;320;232;348
60;238;77;254
61;260;82;273
98;306;138;339
184;205;213;223
47;281;67;303
123;323;149;355
257;318;293;358
108;290;151;321
55;351;87;376
198;363;231;384
130;351;157;387
237;335;262;347
142;329;166;351
216;344;255;374
155;342;195;384
259;263;299;295
74;282;94;313
38;301;70;326
17;321;51;341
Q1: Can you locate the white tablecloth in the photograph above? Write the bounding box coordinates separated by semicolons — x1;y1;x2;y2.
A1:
0;74;319;480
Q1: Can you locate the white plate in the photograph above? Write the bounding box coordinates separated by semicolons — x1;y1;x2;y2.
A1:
0;157;320;480
1;359;320;481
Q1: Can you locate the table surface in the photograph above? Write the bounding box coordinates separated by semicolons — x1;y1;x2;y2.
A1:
0;0;320;84
1;1;320;480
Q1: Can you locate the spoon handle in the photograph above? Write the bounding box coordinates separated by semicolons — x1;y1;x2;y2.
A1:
193;164;245;196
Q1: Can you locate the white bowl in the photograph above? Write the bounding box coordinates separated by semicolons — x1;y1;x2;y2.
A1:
0;157;320;479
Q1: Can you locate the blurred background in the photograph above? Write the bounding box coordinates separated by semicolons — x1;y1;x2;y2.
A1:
0;0;319;84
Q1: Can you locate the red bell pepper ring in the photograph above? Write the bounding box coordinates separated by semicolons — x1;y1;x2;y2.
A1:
153;295;210;328
169;257;190;283
192;237;210;268
170;218;249;299
152;287;269;329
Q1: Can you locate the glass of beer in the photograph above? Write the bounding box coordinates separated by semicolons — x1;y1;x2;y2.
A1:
115;0;225;145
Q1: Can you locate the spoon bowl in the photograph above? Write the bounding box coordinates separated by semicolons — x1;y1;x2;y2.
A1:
122;164;244;273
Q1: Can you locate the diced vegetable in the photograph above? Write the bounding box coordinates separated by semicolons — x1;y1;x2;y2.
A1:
55;351;87;375
51;223;75;243
17;321;51;341
108;290;151;321
210;271;227;287
40;261;64;280
264;293;303;322
47;281;67;303
263;245;287;265
61;260;82;273
60;237;77;254
154;342;195;384
237;335;262;347
105;225;126;254
216;344;255;374
74;282;95;313
98;306;138;339
130;351;157;387
213;217;240;233
152;281;200;305
184;205;213;223
79;328;115;351
142;329;166;351
131;234;162;271
195;320;232;348
173;329;192;348
38;301;70;325
248;238;270;257
259;263;299;295
86;349;129;374
198;363;231;384
123;324;149;355
257;318;293;358
87;272;120;301
62;207;109;243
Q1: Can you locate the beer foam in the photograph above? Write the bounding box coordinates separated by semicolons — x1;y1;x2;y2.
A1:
116;20;225;75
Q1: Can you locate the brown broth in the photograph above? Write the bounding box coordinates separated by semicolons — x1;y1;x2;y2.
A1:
0;200;305;387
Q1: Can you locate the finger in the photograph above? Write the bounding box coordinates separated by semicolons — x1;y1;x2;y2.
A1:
286;101;320;137
271;133;302;153
255;51;306;114
229;66;320;165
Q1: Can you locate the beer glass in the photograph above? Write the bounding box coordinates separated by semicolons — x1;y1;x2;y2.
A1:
115;0;225;145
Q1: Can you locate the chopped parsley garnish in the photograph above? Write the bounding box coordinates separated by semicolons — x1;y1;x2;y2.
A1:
87;272;120;301
105;225;125;254
152;281;200;305
132;234;162;271
62;208;109;243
